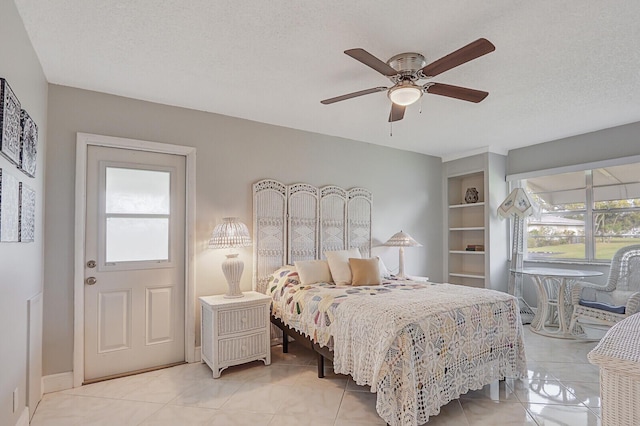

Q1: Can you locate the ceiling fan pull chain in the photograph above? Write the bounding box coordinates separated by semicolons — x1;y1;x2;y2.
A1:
390;121;393;137
419;97;423;114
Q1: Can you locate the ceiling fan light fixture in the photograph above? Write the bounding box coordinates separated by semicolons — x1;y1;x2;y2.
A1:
388;82;422;106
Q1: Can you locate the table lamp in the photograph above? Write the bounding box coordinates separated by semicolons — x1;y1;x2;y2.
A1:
383;230;422;279
209;217;252;298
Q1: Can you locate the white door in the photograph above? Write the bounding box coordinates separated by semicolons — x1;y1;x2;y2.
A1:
84;145;185;381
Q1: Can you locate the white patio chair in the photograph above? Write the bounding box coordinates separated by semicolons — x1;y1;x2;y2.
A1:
569;244;640;339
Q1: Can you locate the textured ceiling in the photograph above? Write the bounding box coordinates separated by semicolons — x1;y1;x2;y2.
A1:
14;0;640;159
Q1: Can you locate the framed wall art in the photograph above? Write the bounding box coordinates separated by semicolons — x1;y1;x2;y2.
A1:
0;78;22;167
0;168;20;242
19;109;37;177
19;182;35;242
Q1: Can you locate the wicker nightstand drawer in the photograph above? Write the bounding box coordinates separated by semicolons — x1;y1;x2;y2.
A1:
217;305;267;336
199;291;271;378
218;332;268;363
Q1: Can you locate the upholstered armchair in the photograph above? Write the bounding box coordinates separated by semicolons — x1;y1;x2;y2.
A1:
569;244;640;338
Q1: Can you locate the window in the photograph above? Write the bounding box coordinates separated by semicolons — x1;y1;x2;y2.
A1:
104;167;171;263
524;162;640;262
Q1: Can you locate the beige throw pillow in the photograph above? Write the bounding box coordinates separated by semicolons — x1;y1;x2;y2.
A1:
349;258;382;286
294;260;332;285
325;248;361;285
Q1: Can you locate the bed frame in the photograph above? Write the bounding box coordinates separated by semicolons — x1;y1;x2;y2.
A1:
252;179;372;377
270;316;333;378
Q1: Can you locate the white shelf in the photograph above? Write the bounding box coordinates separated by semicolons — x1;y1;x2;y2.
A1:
449;202;485;209
444;153;508;292
446;167;488;289
449;272;485;279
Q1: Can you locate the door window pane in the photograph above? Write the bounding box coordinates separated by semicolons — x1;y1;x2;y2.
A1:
106;218;169;262
106;167;170;214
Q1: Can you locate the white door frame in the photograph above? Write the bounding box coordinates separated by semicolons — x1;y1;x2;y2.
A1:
73;132;197;387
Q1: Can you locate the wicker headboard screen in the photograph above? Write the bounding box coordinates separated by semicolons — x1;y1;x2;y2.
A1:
252;179;372;294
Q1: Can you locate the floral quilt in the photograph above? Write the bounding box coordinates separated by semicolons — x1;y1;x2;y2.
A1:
268;267;527;426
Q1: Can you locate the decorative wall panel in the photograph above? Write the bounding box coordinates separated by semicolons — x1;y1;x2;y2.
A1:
0;78;21;166
253;180;372;292
287;183;319;264
19;109;38;177
320;186;347;257
19;182;35;242
348;188;373;258
253;179;287;294
0;168;20;242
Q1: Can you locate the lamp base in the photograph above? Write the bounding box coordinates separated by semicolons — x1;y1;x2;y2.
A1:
222;253;245;298
396;247;406;279
223;293;244;299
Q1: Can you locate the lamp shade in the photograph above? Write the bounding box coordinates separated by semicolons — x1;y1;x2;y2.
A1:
208;217;252;249
383;230;422;247
497;188;536;219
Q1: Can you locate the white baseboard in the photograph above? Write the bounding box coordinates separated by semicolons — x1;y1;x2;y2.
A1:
43;355;202;393
15;407;29;426
42;372;74;394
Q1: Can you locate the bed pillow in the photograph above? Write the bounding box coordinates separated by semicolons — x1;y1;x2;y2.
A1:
325;248;361;285
294;260;333;285
267;265;298;294
349;258;382;286
376;256;391;279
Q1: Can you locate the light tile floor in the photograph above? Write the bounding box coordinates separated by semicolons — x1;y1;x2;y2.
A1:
32;327;601;425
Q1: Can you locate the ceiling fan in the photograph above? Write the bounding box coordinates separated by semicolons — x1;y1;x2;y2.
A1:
321;38;495;122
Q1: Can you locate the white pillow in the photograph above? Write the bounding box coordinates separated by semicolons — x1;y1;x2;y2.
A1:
294;260;332;285
376;256;391;279
325;248;361;285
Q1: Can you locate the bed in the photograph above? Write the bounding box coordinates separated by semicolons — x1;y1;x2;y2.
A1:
268;266;526;426
252;179;527;426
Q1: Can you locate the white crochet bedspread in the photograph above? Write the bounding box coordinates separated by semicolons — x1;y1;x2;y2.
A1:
268;270;527;426
333;284;527;425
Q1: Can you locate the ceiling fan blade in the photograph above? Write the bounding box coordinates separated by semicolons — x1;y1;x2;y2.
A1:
320;87;387;105
344;48;399;77
388;103;406;122
420;38;495;77
427;83;489;103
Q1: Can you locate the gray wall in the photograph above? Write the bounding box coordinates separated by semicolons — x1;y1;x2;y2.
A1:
44;84;443;376
0;1;48;424
507;121;640;177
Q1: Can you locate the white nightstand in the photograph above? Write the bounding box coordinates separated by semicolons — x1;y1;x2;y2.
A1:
199;291;271;378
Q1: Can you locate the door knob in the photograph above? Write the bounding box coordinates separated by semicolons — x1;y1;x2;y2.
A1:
85;277;97;285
